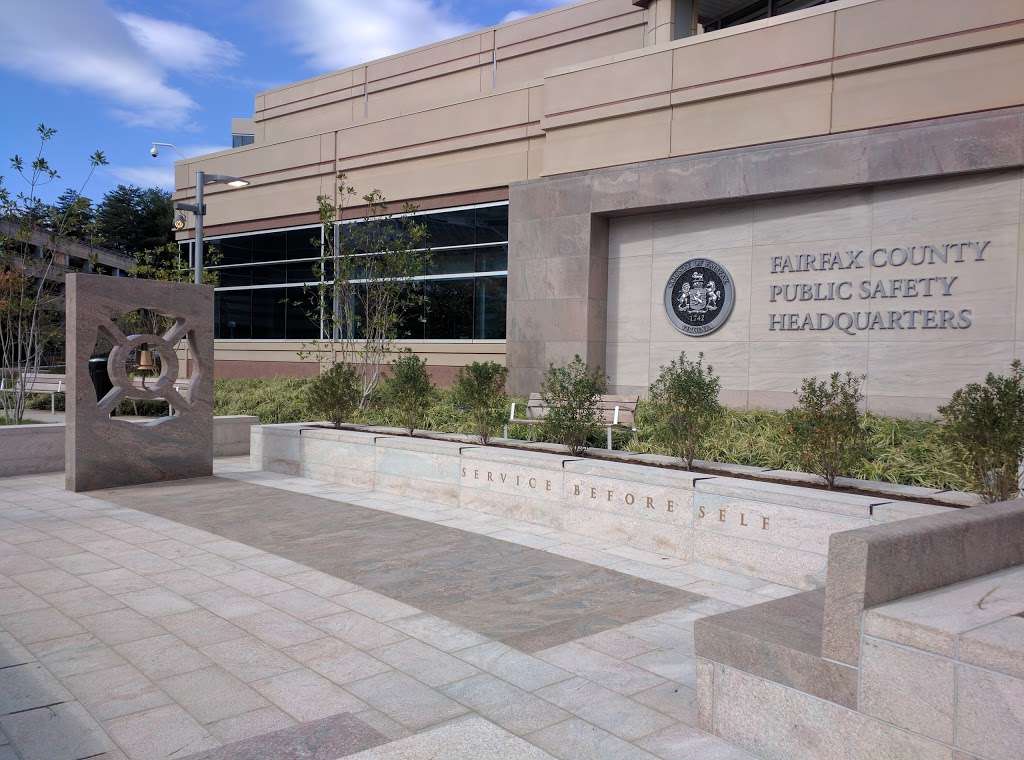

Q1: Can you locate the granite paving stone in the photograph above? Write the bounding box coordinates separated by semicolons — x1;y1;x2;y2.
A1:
180;712;386;760
116;634;213;680
346;671;469;730
631;681;700;725
29;633;126;678
0;702;113;760
79;607;165;645
372;638;480;688
200;636;300;682
536;641;666;695
205;706;295;744
526;717;662;760
80;568;155;595
157;609;246;648
251;668;367;723
636;722;758;760
233;609;322;648
536;676;676;741
453;641;572;692
43;585;125;617
441;673;571;735
160;666;270;724
64;662;171;720
104;704;219;760
284;637;392;685
261;588;346;621
344;715;559;759
0;662;72;714
0;607;85;644
12;568;87;595
188;588;274;619
117;588;197;617
0;586;48;614
96;478;698;652
312;611;408;650
0;631;33;668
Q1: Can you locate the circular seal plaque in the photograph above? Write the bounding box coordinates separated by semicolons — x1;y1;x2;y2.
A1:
663;258;735;337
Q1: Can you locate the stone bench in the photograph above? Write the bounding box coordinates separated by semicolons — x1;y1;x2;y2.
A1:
694;497;1024;759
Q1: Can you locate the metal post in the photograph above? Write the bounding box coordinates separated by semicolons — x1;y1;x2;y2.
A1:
194;170;205;285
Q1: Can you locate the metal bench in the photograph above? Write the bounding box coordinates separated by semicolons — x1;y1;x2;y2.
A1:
504;392;639;450
0;374;65;412
1;373;191;415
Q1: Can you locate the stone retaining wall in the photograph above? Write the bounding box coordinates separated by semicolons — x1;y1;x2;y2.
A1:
0;416;259;478
253;423;959;589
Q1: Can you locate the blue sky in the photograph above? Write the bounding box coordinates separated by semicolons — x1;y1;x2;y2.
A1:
0;0;564;205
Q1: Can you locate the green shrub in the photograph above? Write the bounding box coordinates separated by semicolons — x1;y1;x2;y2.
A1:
786;372;868;489
451;361;508;444
214;377;312;423
939;360;1024;503
381;352;434;433
305;364;361;428
646;352;723;469
540;355;607;455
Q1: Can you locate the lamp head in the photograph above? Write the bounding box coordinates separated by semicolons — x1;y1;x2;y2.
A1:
149;144;159;158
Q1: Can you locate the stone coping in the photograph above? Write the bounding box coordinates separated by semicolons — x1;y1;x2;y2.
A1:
823;498;1024;665
693;590;858;709
863;565;1024;659
284;422;979;510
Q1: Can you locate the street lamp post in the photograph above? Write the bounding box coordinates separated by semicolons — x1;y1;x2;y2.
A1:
150;142;249;284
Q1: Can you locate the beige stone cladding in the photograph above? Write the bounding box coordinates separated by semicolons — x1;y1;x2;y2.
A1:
256;425;954;589
605;168;1024;416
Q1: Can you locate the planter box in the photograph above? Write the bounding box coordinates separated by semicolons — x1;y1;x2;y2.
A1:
253;424;960;589
0;416;259;478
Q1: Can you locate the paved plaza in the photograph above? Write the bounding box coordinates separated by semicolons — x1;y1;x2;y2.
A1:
0;457;795;759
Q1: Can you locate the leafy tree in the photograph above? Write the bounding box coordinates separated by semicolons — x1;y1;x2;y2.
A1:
305;363;361;428
451;361;508;444
95;184;173;255
48;188;95;241
301;172;429;408
382;351;434;433
646;351;723;469
0;124;107;423
939;361;1024;503
540;355;607;455
786;372;868;488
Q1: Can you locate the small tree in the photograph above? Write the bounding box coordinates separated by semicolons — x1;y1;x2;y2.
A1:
383;352;434;434
540;355;607;455
786;372;868;488
939;360;1024;503
451;361;508;444
0;124;107;424
301;173;429;408
647;352;723;469
305;363;361;428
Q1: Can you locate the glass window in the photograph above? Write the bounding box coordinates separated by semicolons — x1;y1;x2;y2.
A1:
424;279;473;340
250;288;288;338
232;134;255;148
476;246;507;272
216;291;252;339
211;204;508;341
252;232;287;263
475;205;508;243
286;228;320;260
474;277;506;339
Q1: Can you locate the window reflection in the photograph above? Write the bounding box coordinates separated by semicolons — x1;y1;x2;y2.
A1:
205;203;508;340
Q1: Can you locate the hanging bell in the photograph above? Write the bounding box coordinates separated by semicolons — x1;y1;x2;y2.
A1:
136;344;157;374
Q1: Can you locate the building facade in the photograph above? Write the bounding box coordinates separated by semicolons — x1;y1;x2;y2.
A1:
174;0;1024;415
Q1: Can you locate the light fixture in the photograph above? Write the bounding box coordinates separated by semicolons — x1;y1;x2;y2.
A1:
172;212;188;231
227;179;249;188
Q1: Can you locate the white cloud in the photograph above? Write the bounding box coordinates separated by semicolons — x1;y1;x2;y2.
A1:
0;0;239;128
501;1;566;25
118;13;242;73
273;0;472;71
107;165;176;190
